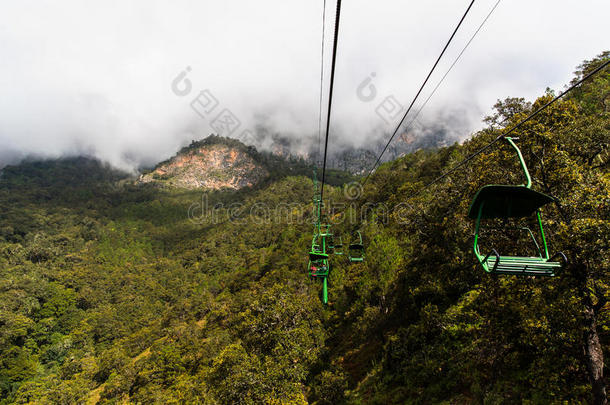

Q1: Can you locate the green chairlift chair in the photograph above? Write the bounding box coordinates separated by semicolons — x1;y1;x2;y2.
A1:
348;231;365;263
333;235;344;255
468;137;567;276
308;233;330;304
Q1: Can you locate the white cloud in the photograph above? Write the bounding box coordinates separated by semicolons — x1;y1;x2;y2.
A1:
0;0;608;169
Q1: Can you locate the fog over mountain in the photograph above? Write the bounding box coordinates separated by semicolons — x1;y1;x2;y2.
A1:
0;0;608;170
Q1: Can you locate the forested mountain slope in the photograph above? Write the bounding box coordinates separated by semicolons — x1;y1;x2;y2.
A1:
0;53;608;404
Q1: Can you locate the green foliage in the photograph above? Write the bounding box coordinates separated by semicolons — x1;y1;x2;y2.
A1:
0;53;608;404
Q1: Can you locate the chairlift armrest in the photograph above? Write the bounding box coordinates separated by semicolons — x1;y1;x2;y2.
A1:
482;249;501;272
548;251;568;270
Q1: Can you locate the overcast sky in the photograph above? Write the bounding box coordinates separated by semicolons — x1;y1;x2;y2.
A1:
0;0;608;170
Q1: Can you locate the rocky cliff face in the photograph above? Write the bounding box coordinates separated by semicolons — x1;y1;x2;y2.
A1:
138;138;268;190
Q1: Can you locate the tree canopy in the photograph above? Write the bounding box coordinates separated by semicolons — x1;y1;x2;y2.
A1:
0;52;608;404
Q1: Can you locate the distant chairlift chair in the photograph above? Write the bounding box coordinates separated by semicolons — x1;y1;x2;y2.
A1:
348;231;365;263
468;137;567;276
333;235;344;255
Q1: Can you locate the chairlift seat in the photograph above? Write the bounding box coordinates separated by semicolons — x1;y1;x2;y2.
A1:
480;250;566;277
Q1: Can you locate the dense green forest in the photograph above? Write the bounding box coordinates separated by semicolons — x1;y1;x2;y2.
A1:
0;53;608;404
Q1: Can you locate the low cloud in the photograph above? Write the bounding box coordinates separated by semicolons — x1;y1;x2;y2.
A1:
0;0;608;170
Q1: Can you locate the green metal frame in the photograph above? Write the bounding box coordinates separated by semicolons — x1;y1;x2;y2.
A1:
308;233;330;303
471;137;567;276
308;169;331;304
506;136;531;189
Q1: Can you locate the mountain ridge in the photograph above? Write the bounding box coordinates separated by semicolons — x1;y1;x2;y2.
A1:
137;136;269;190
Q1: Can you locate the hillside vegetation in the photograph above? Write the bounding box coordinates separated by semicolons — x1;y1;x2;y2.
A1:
0;53;608;404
